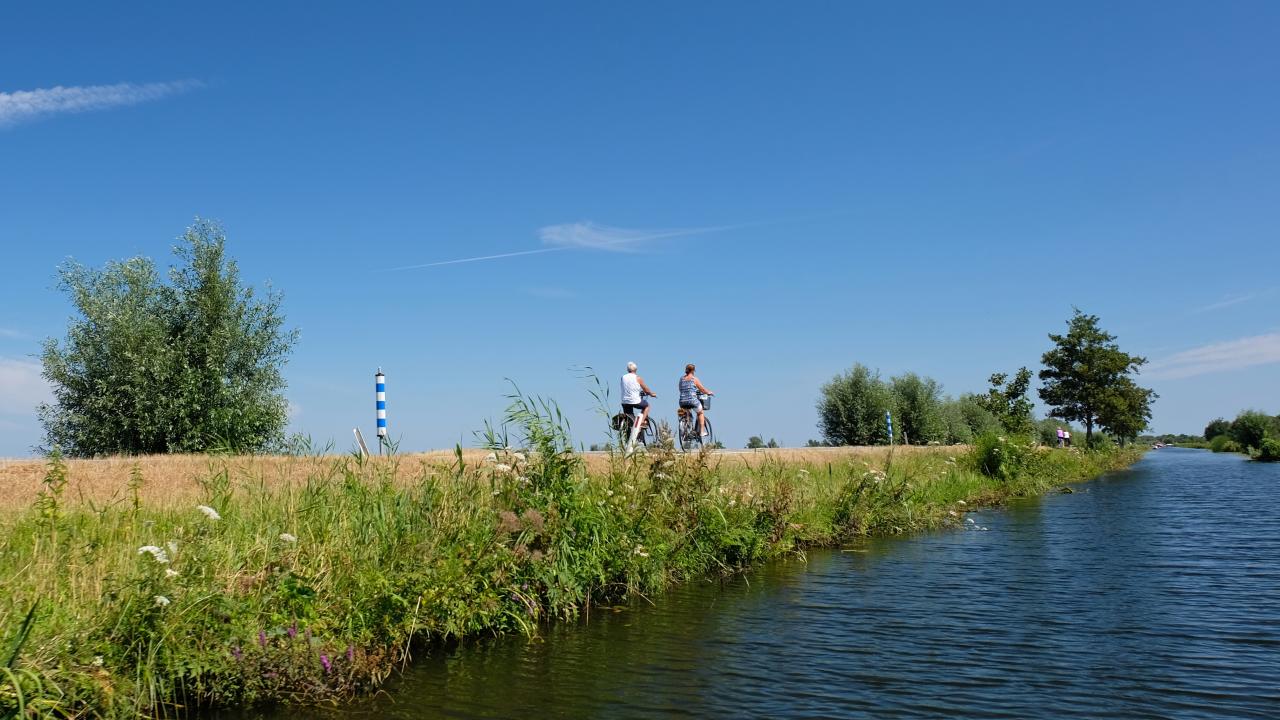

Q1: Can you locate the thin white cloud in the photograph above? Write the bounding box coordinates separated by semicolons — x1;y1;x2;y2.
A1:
0;357;51;413
0;80;201;128
387;221;737;271
0;327;27;340
1146;332;1280;380
1193;288;1276;314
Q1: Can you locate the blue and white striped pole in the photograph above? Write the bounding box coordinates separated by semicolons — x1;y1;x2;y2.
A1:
375;368;387;452
886;410;894;446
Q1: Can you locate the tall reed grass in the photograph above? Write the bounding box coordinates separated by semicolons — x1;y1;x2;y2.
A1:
0;392;1141;718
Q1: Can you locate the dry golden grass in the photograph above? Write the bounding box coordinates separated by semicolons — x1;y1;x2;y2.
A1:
0;446;938;512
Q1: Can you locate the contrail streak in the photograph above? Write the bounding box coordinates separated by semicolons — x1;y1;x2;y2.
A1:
384;224;742;271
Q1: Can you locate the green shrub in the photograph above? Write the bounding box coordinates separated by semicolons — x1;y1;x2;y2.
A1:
969;432;1034;480
1230;410;1273;451
1256;438;1280;462
1203;417;1230;441
1210;434;1242;453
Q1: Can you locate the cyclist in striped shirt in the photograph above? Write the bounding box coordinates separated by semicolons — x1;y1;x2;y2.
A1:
679;363;714;438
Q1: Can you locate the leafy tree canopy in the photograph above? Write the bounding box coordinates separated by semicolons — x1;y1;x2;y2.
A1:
977;367;1036;435
39;219;298;456
889;372;946;445
1038;309;1156;446
1203;417;1231;441
817;364;894;446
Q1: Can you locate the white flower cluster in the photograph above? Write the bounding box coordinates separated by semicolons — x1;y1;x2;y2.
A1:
138;545;170;564
196;505;222;521
279;532;297;543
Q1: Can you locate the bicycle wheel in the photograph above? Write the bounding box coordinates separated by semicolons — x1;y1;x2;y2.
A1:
636;415;654;447
700;417;714;448
677;412;693;451
617;413;634;449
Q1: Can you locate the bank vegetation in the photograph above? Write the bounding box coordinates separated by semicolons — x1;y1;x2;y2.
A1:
1;392;1142;718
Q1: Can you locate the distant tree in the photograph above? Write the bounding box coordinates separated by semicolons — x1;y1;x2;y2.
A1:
1229;410;1274;451
39;219;297;456
817;364;894;446
889;373;946;445
1097;378;1155;445
977;367;1035;435
1038;309;1156;446
1203;418;1231;441
767;438;779;448
805;439;830;447
957;394;1003;438
746;435;767;449
938;399;972;444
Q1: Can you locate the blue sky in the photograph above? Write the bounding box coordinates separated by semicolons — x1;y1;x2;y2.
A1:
2;2;1278;456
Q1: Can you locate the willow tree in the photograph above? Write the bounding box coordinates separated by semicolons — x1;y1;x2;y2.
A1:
39;219;297;456
1038;309;1155;446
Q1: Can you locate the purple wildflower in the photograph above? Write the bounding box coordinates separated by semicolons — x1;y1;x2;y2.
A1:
320;654;332;674
287;622;297;639
231;646;243;662
258;630;267;648
346;645;354;662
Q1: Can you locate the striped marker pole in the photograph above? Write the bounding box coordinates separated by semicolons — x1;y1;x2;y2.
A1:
886;410;894;446
375;369;387;453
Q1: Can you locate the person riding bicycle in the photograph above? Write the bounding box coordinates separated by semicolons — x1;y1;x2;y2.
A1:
678;363;714;438
621;362;657;450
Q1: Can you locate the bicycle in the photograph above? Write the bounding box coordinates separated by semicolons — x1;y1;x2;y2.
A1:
614;407;660;450
677;394;714;451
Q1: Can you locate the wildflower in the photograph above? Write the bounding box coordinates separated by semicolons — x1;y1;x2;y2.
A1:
138;545;170;563
279;533;297;543
92;656;104;667
957;500;966;506
320;654;332;673
346;645;355;662
165;568;180;578
605;488;614;497
231;646;243;662
258;630;268;648
196;505;221;521
288;623;298;639
494;463;512;474
654;472;669;480
153;595;171;607
484;452;497;463
633;545;649;558
513;452;526;462
166;540;179;556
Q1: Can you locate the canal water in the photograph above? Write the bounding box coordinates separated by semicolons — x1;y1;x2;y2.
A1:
250;448;1280;718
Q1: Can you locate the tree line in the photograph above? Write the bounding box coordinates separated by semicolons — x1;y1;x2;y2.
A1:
1202;410;1280;461
815;310;1155;448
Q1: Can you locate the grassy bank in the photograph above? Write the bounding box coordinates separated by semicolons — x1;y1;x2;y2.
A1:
1;408;1141;718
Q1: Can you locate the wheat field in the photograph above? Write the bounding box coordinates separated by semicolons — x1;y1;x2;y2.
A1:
0;446;933;512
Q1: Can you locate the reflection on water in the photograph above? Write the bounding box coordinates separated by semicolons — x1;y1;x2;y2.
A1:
236;449;1280;719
